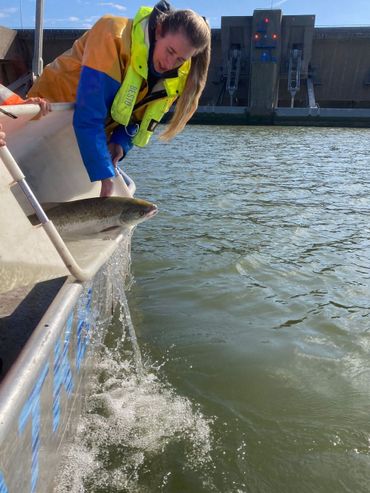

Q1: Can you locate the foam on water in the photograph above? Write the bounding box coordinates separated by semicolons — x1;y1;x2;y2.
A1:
54;280;213;493
55;356;213;492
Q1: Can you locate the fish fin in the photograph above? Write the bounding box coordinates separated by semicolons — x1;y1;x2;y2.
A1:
100;225;120;233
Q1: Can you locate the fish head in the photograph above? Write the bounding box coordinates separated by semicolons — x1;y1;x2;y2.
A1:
118;197;158;227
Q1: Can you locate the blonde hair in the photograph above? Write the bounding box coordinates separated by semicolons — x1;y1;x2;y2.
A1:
157;9;211;140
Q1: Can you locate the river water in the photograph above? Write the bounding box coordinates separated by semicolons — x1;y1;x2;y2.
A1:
56;125;370;492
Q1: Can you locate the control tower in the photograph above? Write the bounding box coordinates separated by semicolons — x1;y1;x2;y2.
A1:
249;10;282;118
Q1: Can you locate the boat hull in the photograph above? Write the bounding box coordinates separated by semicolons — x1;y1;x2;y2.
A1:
0;237;131;493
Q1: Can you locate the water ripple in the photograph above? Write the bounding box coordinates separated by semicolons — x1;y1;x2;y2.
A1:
121;125;370;492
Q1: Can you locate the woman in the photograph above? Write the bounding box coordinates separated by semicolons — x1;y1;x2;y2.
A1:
29;1;211;196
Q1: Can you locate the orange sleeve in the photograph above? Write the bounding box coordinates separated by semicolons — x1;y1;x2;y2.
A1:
28;15;131;102
1;94;25;105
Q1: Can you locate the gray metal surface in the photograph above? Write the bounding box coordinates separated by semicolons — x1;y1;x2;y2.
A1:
0;277;67;379
0;242;128;492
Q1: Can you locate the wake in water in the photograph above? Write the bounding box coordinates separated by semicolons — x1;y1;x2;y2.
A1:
54;286;214;493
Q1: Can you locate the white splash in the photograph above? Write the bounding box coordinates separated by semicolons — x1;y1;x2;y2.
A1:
54;333;213;493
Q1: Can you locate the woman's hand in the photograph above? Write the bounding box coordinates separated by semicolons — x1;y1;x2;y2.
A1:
100;177;115;197
24;97;51;116
100;144;125;196
108;142;124;166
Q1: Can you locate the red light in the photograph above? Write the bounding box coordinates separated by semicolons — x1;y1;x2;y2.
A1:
272;33;278;39
264;17;269;23
254;33;260;40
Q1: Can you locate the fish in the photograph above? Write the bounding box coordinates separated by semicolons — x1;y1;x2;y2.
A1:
28;196;158;236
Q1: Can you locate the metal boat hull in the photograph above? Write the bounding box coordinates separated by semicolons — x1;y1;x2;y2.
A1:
0;236;131;493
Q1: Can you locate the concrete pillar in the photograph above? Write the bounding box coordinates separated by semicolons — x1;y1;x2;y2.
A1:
249;9;282;119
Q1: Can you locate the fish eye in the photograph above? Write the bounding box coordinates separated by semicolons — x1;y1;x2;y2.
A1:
139;210;146;216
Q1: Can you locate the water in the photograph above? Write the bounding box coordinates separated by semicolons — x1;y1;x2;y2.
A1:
57;126;370;492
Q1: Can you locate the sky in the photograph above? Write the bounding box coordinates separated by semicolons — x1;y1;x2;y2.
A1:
1;0;370;30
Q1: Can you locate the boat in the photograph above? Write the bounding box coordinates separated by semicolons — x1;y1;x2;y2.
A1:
0;14;146;490
0;97;146;493
0;97;142;493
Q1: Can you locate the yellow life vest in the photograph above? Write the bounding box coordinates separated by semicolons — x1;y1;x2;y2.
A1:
110;6;191;147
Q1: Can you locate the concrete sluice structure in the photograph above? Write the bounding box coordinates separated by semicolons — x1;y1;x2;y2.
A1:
201;9;370;125
2;8;370;125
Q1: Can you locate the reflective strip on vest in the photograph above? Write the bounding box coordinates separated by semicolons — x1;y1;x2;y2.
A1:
111;66;142;127
0;84;24;105
110;7;191;147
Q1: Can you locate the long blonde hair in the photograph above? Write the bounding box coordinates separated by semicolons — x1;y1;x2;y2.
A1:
156;9;211;140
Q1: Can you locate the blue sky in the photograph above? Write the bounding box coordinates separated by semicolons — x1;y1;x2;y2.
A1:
1;0;370;30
